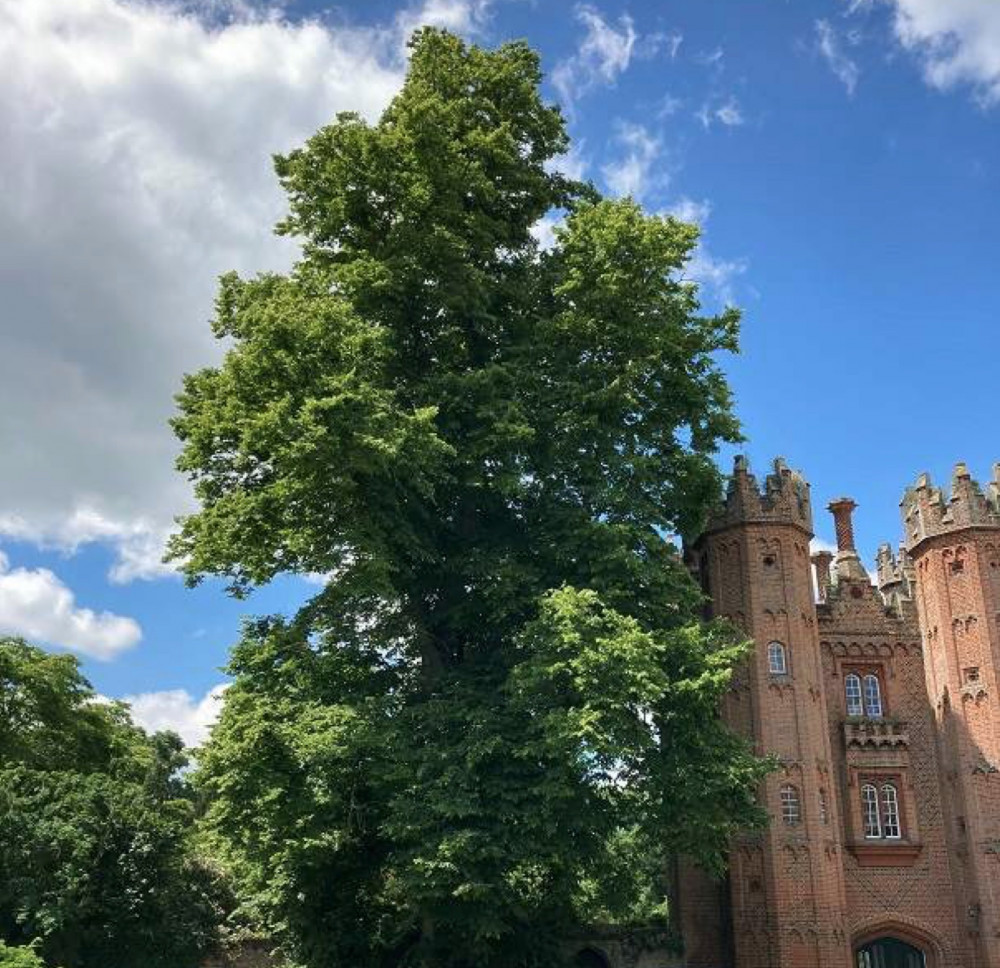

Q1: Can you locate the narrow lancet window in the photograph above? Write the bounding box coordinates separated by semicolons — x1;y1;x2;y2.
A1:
845;673;863;717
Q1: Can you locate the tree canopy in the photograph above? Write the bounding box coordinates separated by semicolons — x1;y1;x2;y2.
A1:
0;638;225;968
0;943;48;968
173;28;768;968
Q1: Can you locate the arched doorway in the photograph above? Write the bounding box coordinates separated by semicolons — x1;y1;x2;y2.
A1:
856;937;926;968
574;948;610;968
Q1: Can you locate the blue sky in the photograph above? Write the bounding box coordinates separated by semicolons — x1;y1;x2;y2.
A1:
1;0;998;742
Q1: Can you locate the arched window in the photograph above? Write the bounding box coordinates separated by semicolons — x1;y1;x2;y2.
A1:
845;673;863;716
863;674;883;718
780;784;801;825
861;784;881;838
881;784;901;839
768;641;787;675
818;788;829;825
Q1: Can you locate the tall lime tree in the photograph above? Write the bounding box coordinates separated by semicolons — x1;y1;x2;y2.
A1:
173;29;766;968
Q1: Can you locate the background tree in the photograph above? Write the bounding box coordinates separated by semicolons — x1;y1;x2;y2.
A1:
174;28;768;968
0;639;226;968
0;942;49;968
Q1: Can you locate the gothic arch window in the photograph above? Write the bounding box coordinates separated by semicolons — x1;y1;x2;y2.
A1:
818;788;829;825
861;784;881;838
846;670;885;717
768;641;788;675
845;673;864;716
780;784;801;825
863;674;883;718
856;937;926;968
861;781;903;839
881;784;901;839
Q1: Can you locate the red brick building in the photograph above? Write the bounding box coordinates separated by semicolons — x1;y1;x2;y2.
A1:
678;457;1000;968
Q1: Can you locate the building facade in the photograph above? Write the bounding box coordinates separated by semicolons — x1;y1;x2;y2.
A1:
678;457;1000;968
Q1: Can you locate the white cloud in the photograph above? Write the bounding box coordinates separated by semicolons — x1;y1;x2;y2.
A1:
715;98;745;126
125;683;228;747
882;0;1000;104
659;198;745;304
0;0;479;583
696;96;745;128
635;30;684;61
810;537;839;556
687;247;748;305
601;121;663;199
0;549;141;659
396;0;492;38
530;212;564;251
694;47;725;68
552;3;637;106
664;196;712;225
816;19;860;95
547;140;590;182
0;509;175;583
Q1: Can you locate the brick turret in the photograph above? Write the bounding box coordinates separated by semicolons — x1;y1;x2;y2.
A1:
684;457;850;968
901;462;1000;968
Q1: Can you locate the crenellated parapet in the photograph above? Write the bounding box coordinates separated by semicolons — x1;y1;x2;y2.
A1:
703;455;813;536
876;543;915;599
901;463;1000;550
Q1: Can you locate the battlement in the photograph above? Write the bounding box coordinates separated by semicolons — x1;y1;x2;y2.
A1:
901;462;1000;550
876;543;914;590
703;456;813;535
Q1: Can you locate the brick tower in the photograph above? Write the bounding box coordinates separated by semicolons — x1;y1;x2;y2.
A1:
686;457;850;968
903;462;1000;966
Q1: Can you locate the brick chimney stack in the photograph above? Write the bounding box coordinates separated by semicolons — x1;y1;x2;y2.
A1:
828;497;858;551
811;550;834;602
827;497;869;583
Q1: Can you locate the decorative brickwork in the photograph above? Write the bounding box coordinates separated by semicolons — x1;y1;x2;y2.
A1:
680;458;1000;968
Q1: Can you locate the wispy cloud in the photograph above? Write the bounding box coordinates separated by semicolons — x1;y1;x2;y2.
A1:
636;29;683;61
687;248;748;305
601;121;664;199
664;196;712;225
546;139;590;182
661;198;747;305
816;19;860;95
552;4;637;107
695;46;725;68
696;97;745;128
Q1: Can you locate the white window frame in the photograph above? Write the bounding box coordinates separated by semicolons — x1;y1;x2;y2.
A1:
863;674;883;719
861;783;881;838
780;784;801;825
845;673;863;717
881;784;901;839
768;641;788;675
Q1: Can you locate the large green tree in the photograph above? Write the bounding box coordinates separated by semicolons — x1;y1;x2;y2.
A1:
174;29;767;968
0;639;225;968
